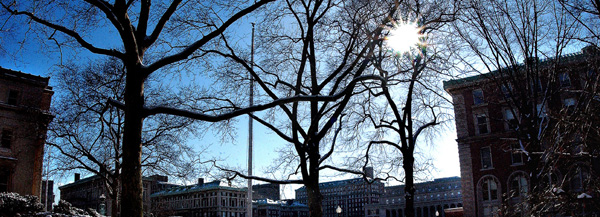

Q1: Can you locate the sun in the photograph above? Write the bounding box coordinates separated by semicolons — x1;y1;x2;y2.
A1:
385;20;425;54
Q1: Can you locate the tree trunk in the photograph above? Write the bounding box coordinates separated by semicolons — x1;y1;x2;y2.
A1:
403;153;415;217
121;72;145;217
111;196;119;217
111;181;120;217
305;176;323;217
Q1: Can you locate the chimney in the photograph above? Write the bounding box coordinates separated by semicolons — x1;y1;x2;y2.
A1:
198;178;204;186
74;173;80;181
583;45;599;56
525;57;538;65
365;167;374;179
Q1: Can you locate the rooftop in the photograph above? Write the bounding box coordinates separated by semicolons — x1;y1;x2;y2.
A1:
151;180;246;197
443;46;595;91
0;67;51;88
295;178;378;191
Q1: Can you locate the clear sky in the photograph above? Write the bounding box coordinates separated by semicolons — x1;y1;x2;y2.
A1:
0;6;461;202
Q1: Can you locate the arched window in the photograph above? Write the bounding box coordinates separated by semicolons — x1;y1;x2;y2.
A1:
482;177;498;201
570;164;589;192
510;174;528;198
478;176;501;217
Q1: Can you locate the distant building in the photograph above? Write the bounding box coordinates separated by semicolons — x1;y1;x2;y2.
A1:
40;179;54;211
253;199;309;217
253;183;280;200
365;177;463;217
0;67;53;196
150;179;247;217
59;173;177;216
295;174;384;217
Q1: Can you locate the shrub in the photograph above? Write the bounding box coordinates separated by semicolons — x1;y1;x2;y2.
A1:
0;192;44;216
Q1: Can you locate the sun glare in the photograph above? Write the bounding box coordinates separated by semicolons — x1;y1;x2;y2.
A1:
385;20;425;55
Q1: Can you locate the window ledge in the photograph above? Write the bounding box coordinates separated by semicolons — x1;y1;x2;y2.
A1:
472;103;488;108
510;163;524;167
480;167;494;171
0;147;11;153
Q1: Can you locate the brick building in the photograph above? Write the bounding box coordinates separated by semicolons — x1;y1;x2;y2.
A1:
0;67;53;196
150;179;247;217
444;46;600;216
295;171;384;217
365;177;463;217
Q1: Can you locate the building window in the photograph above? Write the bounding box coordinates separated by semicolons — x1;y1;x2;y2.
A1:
0;170;8;192
480;177;500;217
571;166;589;192
509;174;528;198
481;147;493;169
476;113;489;134
1;129;12;149
473;89;485;105
483;205;500;217
482;178;498;200
7;90;19;106
504;109;517;130
559;72;571;88
510;144;524;165
563;98;576;112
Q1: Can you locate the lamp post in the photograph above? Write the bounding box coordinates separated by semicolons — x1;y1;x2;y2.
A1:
336;205;342;217
98;194;106;215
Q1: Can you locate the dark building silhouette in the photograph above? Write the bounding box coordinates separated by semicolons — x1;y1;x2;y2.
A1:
59;173;177;216
41;179;55;211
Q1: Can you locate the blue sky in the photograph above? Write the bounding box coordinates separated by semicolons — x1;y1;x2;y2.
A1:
0;5;460;201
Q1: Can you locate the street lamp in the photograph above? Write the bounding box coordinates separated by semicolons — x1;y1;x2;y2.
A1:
98;194;106;215
435;210;439;217
336;205;342;217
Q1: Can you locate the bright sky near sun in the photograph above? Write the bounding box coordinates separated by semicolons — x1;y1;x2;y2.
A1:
0;12;460;201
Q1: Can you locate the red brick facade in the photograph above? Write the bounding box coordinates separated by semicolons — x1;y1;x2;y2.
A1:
0;67;53;197
444;47;599;216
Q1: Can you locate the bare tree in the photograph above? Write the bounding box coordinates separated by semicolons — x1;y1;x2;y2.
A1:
199;1;412;216
48;57;205;216
558;0;600;44
1;1;276;216
343;1;459;216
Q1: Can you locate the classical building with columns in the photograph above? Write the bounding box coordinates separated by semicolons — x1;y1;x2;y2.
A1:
365;177;463;217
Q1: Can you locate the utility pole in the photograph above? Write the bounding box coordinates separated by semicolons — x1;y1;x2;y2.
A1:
247;22;255;217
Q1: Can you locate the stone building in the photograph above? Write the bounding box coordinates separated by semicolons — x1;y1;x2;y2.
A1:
150;179;247;217
295;174;384;217
252;199;309;217
365;177;463;217
253;183;281;200
444;46;600;217
0;67;53;196
59;173;177;216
